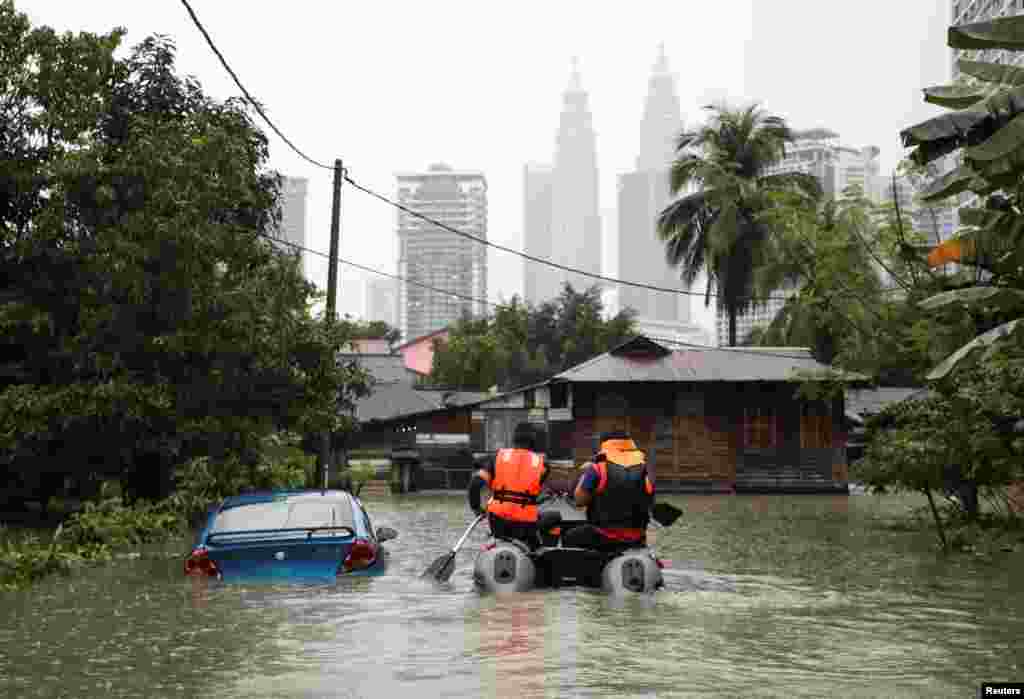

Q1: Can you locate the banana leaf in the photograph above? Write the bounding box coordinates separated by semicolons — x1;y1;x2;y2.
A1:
919;286;1024;311
901;109;988;148
923;83;1001;110
918;164;980;202
967;142;1024;179
903;85;1024;153
966;113;1024;161
957;59;1024;86
949;15;1024;51
926;318;1024;380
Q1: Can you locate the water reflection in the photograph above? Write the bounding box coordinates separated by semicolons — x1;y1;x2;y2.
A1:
0;494;1021;698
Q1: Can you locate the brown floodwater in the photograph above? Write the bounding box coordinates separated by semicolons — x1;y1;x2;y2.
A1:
1;493;1021;698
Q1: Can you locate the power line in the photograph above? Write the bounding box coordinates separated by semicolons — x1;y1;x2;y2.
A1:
344;174;801;303
263;233;873;363
261;232;501;309
179;0;333;171
345;173;908;303
180;0;909;308
175;0;906;306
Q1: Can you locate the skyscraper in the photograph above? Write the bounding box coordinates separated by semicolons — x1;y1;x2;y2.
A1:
617;45;689;325
276;176;308;250
522;163;553;305
944;0;1023;223
759;130;881;199
366;276;398;328
340;276;365;320
716;130;881;346
395;163;487;342
524;59;602;305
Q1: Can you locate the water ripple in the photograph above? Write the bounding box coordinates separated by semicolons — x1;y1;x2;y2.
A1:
2;494;1021;698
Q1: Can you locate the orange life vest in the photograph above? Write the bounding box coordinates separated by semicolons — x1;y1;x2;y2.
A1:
485;448;546;523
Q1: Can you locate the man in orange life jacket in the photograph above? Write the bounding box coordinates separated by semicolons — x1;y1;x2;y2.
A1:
467;423;549;549
562;430;654;552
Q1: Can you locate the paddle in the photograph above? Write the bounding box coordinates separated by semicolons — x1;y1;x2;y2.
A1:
422;512;487;583
650;502;683;528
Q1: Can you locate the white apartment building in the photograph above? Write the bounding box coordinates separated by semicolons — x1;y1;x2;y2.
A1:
395;164;487;343
946;0;1024;215
715;131;880;346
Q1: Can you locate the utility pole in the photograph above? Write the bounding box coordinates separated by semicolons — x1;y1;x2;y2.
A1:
321;159;343;490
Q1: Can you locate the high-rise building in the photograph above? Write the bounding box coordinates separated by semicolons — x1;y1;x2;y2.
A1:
395;163;487;343
276;176;308;250
950;0;1024;82
715;130;880;346
944;0;1024;223
617;45;709;345
522;163;553;305
759;130;881;199
715;283;800;348
340;276;365;320
366;277;398;328
524;59;602;305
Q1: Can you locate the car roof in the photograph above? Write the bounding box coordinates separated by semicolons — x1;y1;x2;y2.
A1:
220;489;359;510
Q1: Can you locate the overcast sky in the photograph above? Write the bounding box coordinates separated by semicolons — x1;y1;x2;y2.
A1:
24;1;950;333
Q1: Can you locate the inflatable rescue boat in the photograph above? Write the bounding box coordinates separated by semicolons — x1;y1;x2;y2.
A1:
472;517;667;594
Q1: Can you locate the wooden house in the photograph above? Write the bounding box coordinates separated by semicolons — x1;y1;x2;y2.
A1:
465;336;863;494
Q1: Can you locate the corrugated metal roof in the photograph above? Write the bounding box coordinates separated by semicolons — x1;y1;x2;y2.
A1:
340;354;418;385
846;387;933;423
552;336;862;383
355;384;488;423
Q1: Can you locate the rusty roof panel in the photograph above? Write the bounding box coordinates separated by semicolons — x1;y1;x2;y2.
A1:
554;341;851;383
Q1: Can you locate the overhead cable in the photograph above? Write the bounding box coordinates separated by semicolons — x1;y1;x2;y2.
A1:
179;0;334;171
262;233;877;362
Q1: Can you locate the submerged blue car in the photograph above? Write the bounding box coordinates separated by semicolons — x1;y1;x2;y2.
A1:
184;490;397;582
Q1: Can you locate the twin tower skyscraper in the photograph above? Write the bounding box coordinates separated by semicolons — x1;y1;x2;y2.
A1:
523;46;696;330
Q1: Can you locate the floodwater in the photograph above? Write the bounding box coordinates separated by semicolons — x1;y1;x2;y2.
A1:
1;494;1021;698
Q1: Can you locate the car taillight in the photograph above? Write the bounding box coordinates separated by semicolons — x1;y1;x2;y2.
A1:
340;539;376;573
482;542;496;551
655;558;670;569
184;546;221;578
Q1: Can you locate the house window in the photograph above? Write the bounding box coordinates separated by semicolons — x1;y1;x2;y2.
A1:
743;405;777;449
800;401;833;449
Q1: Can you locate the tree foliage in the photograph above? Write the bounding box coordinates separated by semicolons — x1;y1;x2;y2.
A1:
656;103;821;346
0;3;371;504
429;284;637;392
347;318;401;350
901;14;1024;381
747;185;975;384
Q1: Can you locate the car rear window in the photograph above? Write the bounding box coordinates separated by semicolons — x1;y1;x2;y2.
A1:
211;498;356;533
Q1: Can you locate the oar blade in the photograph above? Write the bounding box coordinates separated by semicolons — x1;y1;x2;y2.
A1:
651;502;683;527
422;551;457;582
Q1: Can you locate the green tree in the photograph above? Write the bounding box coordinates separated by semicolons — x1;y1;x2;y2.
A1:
849;13;1024;534
429;284;636;391
656;103;821;346
0;3;371;506
347;318;401;351
749;186;969;384
900;14;1024;380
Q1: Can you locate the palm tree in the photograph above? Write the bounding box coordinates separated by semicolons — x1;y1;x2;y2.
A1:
657;103;821;346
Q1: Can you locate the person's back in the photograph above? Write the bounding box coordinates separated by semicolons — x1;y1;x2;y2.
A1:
564;431;654;551
467;423;548;548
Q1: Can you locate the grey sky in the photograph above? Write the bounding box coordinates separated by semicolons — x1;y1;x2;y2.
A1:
24;1;950;333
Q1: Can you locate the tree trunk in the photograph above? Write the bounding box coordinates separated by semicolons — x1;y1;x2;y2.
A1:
728;307;737;347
